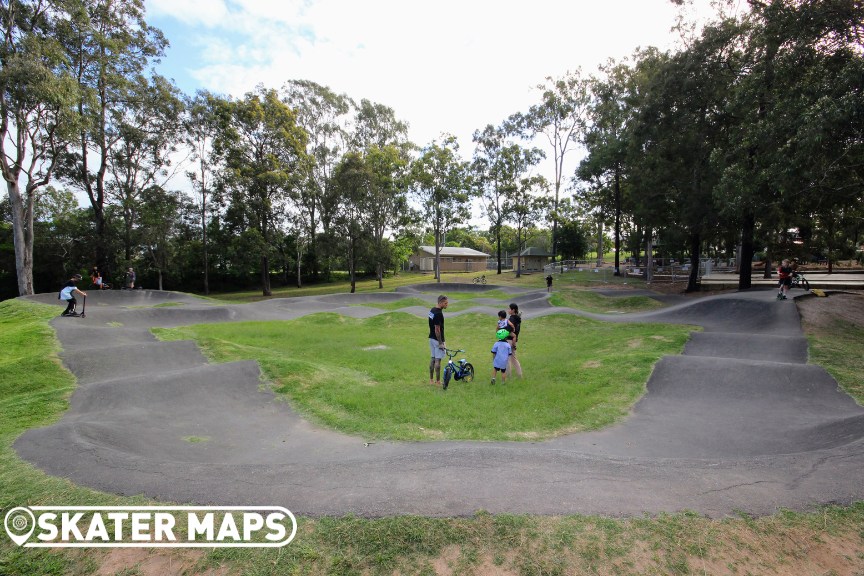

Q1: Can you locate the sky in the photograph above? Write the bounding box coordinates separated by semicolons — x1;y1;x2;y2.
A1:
145;0;722;154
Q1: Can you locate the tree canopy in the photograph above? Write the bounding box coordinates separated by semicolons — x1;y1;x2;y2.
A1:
2;0;862;298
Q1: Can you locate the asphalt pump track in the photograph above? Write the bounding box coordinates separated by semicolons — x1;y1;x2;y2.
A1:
15;286;864;517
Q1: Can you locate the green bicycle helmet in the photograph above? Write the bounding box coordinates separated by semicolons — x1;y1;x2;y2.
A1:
496;328;510;340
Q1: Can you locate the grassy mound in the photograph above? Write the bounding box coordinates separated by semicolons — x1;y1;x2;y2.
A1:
155;312;692;441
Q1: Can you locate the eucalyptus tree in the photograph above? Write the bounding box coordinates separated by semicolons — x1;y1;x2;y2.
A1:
107;73;183;263
281;79;353;279
330;151;369;293
798;43;864;270
364;144;411;288
632;20;738;292
411;134;471;282
577;59;636;276
757;0;864;272
622;48;676;280
505;174;549;278
56;0;167;272
183;90;224;295
508;70;590;263
348;98;412;288
214;87;309;296
351;98;409;150
472;123;544;274
714;0;864;284
1;0;79;295
137;184;181;290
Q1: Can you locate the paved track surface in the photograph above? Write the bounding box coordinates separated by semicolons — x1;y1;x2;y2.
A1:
15;286;864;517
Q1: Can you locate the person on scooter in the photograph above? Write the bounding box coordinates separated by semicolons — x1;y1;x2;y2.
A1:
59;274;87;316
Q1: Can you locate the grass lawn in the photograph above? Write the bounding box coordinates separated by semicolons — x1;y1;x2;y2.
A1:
154;312;693;441
809;318;864;403
550;288;666;314
204;269;630;304
1;295;863;575
351;291;522;313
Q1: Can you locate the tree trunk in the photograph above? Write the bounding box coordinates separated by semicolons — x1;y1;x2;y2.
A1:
596;220;604;268
515;229;523;278
613;164;622;275
202;202;209;295
496;232;502;274
738;212;755;290
349;241;356;294
686;231;700;293
123;206;133;262
434;221;442;283
646;232;654;283
7;182;35;295
296;243;303;288
261;255;272;296
93;205;108;272
377;261;384;289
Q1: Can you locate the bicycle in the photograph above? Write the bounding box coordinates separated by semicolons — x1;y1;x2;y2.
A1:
790;272;811;291
442;348;475;389
472;274;487;285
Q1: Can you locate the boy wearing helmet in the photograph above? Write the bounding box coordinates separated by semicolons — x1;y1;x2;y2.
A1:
490;328;512;385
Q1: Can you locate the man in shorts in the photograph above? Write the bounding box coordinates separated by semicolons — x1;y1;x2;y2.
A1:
428;295;449;388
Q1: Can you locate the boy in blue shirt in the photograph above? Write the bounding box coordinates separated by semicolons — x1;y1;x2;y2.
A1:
490;328;512;385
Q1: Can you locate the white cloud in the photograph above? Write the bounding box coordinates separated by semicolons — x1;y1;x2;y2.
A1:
147;0;230;27
148;0;721;164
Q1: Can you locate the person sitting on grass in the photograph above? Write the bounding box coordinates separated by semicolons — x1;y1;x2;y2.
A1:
490;328;512;385
59;274;87;316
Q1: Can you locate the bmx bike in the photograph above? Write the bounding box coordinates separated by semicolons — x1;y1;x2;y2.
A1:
472;274;487;285
442;348;475;390
790;272;810;291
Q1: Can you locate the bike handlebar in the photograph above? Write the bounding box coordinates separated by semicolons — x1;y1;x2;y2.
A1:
443;348;464;357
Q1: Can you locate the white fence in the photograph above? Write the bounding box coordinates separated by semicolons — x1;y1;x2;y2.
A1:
543;258;737;283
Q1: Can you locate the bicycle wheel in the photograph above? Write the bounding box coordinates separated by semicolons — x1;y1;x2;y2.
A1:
461;363;474;382
443;365;452;387
481;277;487;285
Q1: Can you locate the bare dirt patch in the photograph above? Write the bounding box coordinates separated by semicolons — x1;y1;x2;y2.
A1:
95;548;226;576
797;291;864;332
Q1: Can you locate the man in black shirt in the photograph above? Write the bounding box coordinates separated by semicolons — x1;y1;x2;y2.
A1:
427;295;449;388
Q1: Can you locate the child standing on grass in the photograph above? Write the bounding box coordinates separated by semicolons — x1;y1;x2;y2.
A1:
490;328;512;385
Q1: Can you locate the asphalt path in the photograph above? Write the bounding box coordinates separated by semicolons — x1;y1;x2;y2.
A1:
15;285;864;518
